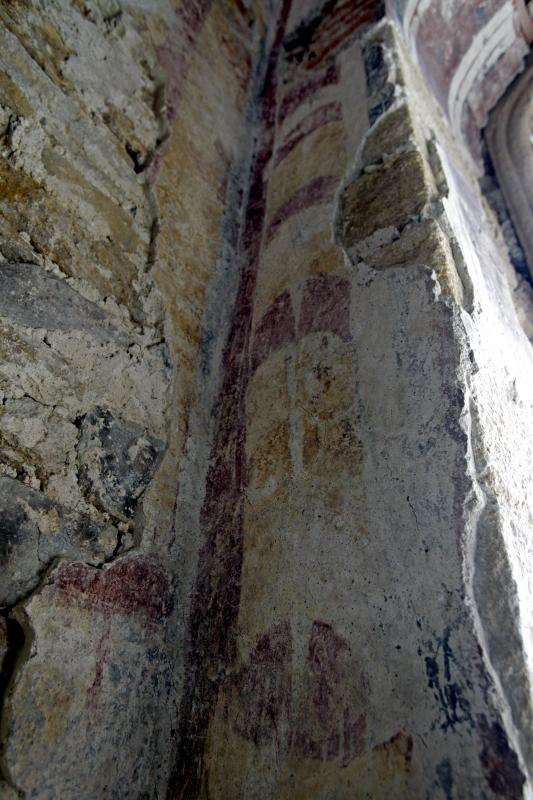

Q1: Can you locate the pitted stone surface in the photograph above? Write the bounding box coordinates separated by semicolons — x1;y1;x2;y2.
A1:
0;262;128;343
0;0;264;796
0;1;532;798
0;476;117;607
77;407;165;521
340;147;430;242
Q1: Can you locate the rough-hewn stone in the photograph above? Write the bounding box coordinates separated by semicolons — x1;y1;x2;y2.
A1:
77;407;164;522
0;1;532;798
0;1;257;795
340;147;430;241
0;263;128;343
0;477;117;606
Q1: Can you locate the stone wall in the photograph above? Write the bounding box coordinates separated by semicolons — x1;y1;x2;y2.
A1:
0;1;532;798
0;1;262;796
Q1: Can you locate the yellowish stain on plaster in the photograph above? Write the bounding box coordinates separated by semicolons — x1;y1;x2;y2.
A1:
268;121;346;215
256;219;346;321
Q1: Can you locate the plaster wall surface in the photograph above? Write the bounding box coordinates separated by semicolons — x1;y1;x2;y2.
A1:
0;1;531;799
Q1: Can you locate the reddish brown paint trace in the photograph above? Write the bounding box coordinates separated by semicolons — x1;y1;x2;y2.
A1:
275;100;343;165
290;621;367;763
373;730;413;758
150;0;214;177
221;622;292;747
414;0;504;112
266;175;338;243
299;273;351;341
411;0;527;159
252;289;296;371
284;0;384;71
54;556;174;623
87;619;111;709
216;620;367;767
168;0;380;794
305;0;384;69
278;63;339;123
159;0;214;123
169;3;292;797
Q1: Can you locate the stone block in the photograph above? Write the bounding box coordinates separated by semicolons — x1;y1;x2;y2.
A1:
0;477;117;606
360;104;416;168
0;263;127;344
340;148;431;245
366;218;464;301
77;407;165;522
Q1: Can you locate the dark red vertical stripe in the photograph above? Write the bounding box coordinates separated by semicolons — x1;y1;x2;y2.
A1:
167;2;292;797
